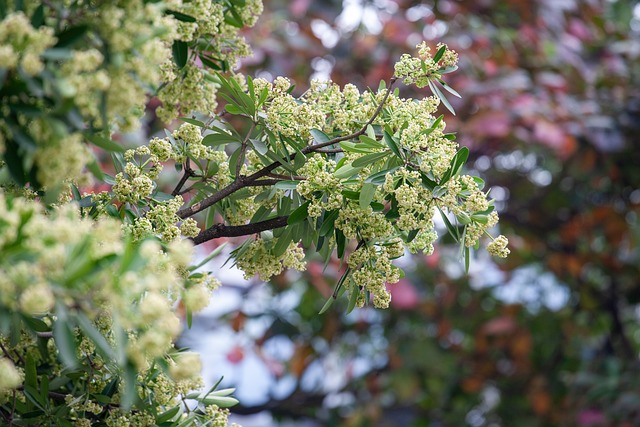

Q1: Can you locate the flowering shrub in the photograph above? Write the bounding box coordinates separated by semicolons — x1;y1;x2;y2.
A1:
0;1;510;426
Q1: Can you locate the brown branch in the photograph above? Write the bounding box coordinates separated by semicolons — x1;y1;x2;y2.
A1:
171;160;197;196
244;179;283;187
176;161;282;219
192;216;289;245
314;148;343;154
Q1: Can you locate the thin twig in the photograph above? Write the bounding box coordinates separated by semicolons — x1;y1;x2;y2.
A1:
244;179;284;187
235;122;256;178
171;160;197;196
192;216;289;245
0;340;15;363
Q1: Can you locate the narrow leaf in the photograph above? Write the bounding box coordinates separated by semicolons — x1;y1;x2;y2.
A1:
346;281;360;314
359;182;376;210
383;130;403;159
352;151;389;168
438;207;459;242
172;40;189;69
287;201;310;225
437;79;462;98
433;45;447;63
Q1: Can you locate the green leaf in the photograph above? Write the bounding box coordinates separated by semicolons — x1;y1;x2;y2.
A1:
121;362;138;410
346;280;359;314
407;228;419;243
431;114;444;131
464;245;470;273
25;354;38;389
272;228;292;257
21;315;49;333
224;104;243;115
420;172;437;191
318;295;335;315
366;167;400;185
319;209;339;236
189;243;227;271
30;4;44;27
24;385;46;410
310;128;330;143
275;180;299;190
166;9;196;22
340;140;372;153
208;388;237;397
438;207;459;242
224;4;244;27
438;65;459;74
451;147;469;177
250;138;268;155
287;201;310;225
157;406;181;423
86;134;125;153
172;40;189;68
366;124;377;139
55;25;88;48
200;395;240;407
101;377;120;398
433;44;447;63
359;182;376;210
352;151;389;168
437;78;462;98
383;130;403;159
41;48;73;60
429;79;456;115
334;162;363;179
335;228;346;258
75;312;116;361
202;132;238;146
179;117;205;127
53;309;78;369
264;150;297;173
439;147;469;184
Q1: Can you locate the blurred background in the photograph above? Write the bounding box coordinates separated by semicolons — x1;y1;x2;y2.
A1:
180;0;640;425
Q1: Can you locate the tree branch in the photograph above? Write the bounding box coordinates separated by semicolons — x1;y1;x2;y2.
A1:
192;216;289;245
171;160;197;196
244;179;284;187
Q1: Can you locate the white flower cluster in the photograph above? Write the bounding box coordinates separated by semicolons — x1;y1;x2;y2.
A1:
0;191;230;422
29;120;92;189
296;154;343;217
156;0;263;122
1;0;263;192
0;11;55;75
335;202;391;240
347;244;402;309
235;238;306;281
487;234;510;258
394;42;459;88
